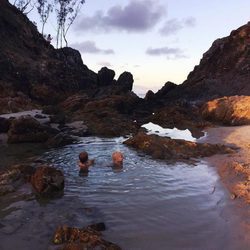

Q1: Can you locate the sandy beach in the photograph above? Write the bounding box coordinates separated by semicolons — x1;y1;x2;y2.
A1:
199;125;250;204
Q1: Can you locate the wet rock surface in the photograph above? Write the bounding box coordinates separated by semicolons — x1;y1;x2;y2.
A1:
0;164;35;196
7;116;54;143
46;133;77;148
31;165;64;196
70;94;141;137
201;95;250;125
52;224;121;250
124;132;234;161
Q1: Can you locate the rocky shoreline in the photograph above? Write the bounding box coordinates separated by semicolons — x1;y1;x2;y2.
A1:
198;125;250;204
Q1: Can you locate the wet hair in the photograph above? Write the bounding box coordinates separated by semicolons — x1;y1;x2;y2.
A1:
79;151;88;163
112;151;123;162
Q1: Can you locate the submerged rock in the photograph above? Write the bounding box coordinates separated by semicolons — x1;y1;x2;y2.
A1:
0;164;35;196
52;224;121;250
124;132;234;161
31;165;64;196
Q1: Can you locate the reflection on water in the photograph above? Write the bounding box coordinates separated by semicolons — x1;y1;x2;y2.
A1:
0;137;248;250
0;143;46;169
141;122;206;141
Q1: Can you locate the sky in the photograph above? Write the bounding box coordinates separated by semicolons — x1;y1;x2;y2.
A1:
26;0;250;95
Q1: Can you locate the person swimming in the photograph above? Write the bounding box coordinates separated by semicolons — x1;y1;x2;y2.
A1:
112;151;124;169
78;151;94;175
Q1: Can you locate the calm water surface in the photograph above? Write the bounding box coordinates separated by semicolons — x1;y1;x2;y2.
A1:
0;137;249;250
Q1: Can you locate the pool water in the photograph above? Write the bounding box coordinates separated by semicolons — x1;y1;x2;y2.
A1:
0;137;249;250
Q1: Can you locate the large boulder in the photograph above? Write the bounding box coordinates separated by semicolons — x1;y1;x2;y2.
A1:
124;132;234;161
117;71;133;91
30;165;64;196
7;116;54;143
98;67;115;86
201;95;250;125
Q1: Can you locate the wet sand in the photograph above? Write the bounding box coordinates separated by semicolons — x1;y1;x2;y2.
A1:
199;125;250;203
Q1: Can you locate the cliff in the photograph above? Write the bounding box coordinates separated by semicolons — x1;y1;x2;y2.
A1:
0;0;133;107
153;22;250;102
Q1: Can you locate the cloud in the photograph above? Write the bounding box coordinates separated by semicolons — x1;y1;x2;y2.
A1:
159;17;196;36
70;41;114;54
98;61;113;67
184;17;196;27
146;46;186;59
75;0;166;33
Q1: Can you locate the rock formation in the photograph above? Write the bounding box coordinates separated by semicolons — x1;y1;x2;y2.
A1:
0;0;135;107
31;165;64;196
124;132;234;161
151;22;250;102
201;95;250;125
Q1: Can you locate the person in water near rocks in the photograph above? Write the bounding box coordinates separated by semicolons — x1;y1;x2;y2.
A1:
112;151;124;168
78;151;94;175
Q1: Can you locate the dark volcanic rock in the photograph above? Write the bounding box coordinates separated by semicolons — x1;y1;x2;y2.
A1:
117;71;134;92
46;133;76;148
71;94;141;136
124;132;234;161
31;165;64;196
201;95;250;125
148;22;250;103
0;117;10;132
98;67;115;86
7;116;53;143
0;0;97;104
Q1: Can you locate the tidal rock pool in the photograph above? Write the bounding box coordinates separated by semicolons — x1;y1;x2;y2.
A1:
0;137;248;250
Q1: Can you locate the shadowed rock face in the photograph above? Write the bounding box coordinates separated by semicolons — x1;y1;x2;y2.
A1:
124;132;234;161
0;0;97;103
0;1;136;106
201;95;250;125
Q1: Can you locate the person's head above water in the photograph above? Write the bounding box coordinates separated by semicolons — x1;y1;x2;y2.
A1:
112;151;124;167
79;151;88;163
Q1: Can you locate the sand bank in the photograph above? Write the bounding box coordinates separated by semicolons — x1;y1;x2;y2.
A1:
198;125;250;204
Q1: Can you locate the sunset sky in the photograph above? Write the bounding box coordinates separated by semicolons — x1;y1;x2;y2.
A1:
28;0;250;95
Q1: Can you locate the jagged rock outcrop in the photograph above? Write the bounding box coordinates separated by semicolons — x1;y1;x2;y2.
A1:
0;0;95;104
117;71;134;91
124;132;234;161
0;0;136;107
201;95;250;125
98;67;115;86
152;22;250;102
